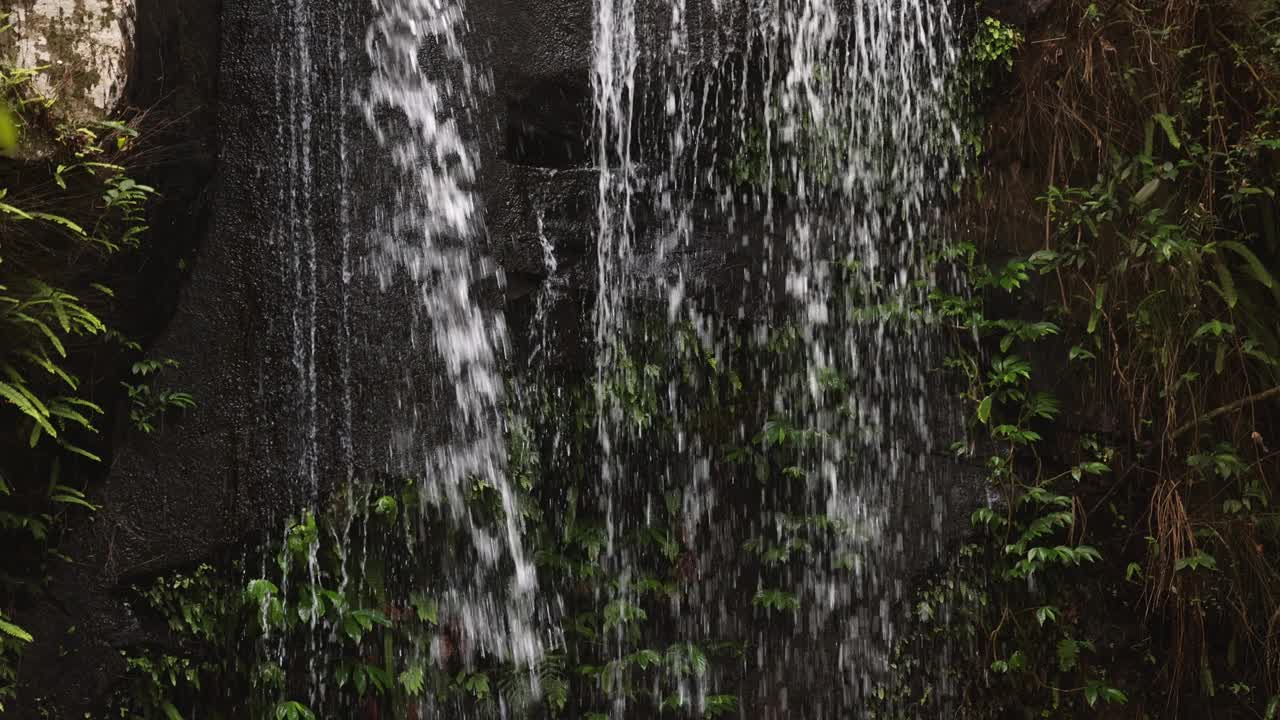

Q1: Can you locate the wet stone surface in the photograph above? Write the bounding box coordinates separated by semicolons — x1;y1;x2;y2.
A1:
15;0;994;714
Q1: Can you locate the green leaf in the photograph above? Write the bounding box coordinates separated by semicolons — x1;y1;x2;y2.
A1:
1027;392;1061;420
977;395;993;425
1213;257;1238;308
59;397;104;414
0;618;33;643
629;648;662;669
1028;249;1060;266
1088;283;1107;334
16;312;66;357
48;293;71;332
1073;545;1102;563
1220;241;1276;289
48;403;97;431
1132;178;1160;206
274;701;315;720
1069;345;1096;362
462;672;490;699
0;381;57;439
706;695;739;716
22;350;78;389
399;666;425;696
50;492;98;511
1057;638;1081;671
161;702;184;720
246;578;279;604
374;495;398;517
1075;461;1110;478
0;201;33;219
684;644;708;676
1194;320;1234;340
971;507;1004;529
603;599;648;628
28;212;87;237
410;593;438;625
0;103;17;153
1154;113;1181;149
1174;549;1218;572
752;589;800;612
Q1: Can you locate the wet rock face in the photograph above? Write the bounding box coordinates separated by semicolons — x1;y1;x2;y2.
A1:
15;0;988;713
8;0;134;122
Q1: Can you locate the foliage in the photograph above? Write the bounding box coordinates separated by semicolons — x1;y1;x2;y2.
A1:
105;469;734;718
0;22;191;712
123;359;196;434
107;316;882;716
872;1;1280;716
971;17;1024;71
51;1;1280;718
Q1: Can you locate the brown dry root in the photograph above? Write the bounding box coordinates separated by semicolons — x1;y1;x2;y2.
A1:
1268;609;1280;691
1147;476;1194;611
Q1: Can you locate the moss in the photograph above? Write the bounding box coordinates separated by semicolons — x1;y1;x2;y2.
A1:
39;12;103;101
12;0;128;125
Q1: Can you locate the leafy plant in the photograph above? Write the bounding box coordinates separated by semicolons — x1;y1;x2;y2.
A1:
876;1;1280;715
122;359;195;433
972;17;1024;71
0;23;190;710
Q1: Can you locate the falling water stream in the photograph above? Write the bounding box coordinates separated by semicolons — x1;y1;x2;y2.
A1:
361;0;540;668
589;0;959;710
253;0;961;716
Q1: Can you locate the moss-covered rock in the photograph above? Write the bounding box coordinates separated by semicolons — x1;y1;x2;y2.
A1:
9;0;134;122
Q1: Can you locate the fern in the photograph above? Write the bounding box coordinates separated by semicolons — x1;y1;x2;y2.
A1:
0;41;182;712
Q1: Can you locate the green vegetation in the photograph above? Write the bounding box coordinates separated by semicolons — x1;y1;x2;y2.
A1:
873;0;1280;716
6;0;1280;717
103;1;1280;716
0;18;190;713
102;335;732;717
102;310;905;718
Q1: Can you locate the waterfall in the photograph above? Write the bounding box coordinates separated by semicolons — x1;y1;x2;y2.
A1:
252;0;546;714
240;0;959;715
590;0;959;710
360;0;541;669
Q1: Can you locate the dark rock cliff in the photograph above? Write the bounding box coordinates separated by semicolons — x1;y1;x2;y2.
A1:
13;0;1056;713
